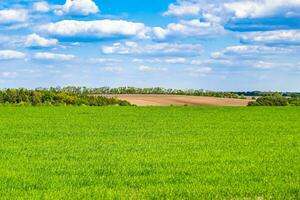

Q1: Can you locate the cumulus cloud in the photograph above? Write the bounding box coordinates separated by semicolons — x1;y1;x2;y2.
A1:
161;57;188;64
38;20;149;40
165;0;300;19
153;19;224;40
224;0;300;19
209;45;298;70
87;58;121;63
163;0;300;31
163;2;201;16
211;45;291;59
0;72;17;78
25;34;58;48
0;50;26;60
253;61;276;69
132;57;188;64
163;0;224;23
185;67;212;77
54;0;99;16
33;0;99;16
241;30;300;46
33;1;50;13
138;65;168;72
0;9;28;24
225;1;264;19
247;60;298;70
102;42;138;54
0;35;21;48
102;66;124;73
102;42;203;56
34;52;75;61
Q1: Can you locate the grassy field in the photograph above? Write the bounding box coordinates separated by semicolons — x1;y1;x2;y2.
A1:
0;107;299;199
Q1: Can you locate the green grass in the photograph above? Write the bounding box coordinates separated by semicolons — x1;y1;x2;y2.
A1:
0;107;299;199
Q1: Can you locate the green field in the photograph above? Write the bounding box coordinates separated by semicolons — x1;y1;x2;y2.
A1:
0;107;299;199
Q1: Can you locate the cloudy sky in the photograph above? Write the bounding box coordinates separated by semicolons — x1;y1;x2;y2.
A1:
1;0;300;91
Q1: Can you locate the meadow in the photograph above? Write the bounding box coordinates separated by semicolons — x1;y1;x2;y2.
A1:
0;106;299;199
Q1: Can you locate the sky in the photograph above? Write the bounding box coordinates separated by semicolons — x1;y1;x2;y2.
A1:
1;0;300;91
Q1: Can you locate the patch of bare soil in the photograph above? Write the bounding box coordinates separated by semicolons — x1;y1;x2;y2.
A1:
102;94;252;106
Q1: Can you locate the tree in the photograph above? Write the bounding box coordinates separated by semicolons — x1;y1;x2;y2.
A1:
248;96;288;106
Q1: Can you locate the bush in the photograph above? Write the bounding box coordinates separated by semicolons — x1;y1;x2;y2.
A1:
0;89;131;106
289;98;300;106
54;86;243;99
248;96;288;106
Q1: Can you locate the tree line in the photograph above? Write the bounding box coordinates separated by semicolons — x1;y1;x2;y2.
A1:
248;94;300;106
236;91;300;98
0;89;131;106
56;87;300;99
44;86;244;99
2;87;299;107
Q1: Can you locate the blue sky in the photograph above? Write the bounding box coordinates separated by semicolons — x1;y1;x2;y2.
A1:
1;0;300;91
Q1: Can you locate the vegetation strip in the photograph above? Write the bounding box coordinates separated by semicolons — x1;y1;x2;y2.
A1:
0;107;299;199
0;89;131;106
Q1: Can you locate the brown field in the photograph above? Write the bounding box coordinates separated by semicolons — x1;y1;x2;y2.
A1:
103;94;252;106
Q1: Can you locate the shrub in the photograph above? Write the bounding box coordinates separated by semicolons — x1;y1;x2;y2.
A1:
289;98;300;106
248;96;288;106
0;89;131;107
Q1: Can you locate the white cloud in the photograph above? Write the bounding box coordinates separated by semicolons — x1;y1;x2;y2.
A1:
102;42;202;56
132;57;223;66
132;57;188;64
102;42;137;54
33;0;99;16
252;61;299;70
163;2;201;16
87;58;120;63
102;66;124;73
55;0;99;16
163;0;224;23
225;0;300;19
209;45;298;70
211;45;290;59
39;20;149;39
138;65;168;72
241;30;300;45
39;18;224;43
224;1;265;18
0;9;28;24
34;52;75;61
253;61;276;69
0;50;26;60
153;19;223;40
25;34;58;48
190;59;204;65
163;58;188;64
33;1;50;13
0;35;21;48
0;72;17;78
163;0;300;28
185;67;212;77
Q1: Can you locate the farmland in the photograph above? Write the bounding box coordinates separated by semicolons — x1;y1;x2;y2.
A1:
0;106;299;199
103;94;252;106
